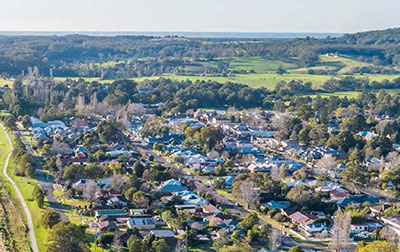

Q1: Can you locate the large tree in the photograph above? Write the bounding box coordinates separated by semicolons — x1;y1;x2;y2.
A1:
46;222;89;252
330;208;351;252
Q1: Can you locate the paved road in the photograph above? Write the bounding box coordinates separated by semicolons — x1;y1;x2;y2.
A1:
18;130;69;222
0;123;39;252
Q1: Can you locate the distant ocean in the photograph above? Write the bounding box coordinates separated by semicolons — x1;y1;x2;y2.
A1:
0;31;343;39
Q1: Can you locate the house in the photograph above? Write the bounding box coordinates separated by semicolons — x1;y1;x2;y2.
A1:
150;229;175;238
359;131;378;141
175;191;209;208
202;204;221;215
288;211;315;226
261;201;291;210
73;179;93;190
175;205;197;214
31;117;46;128
337;195;380;207
369;204;391;216
330;189;351;200
95;209;127;218
222;176;235;189
70;118;90;129
186;221;209;230
302;222;326;235
127;217;156;229
150;230;176;245
106;196;128;207
157;179;187;193
351;222;382;234
98;220;117;232
74;145;91;157
113;230;142;248
130;209;146;216
51;141;73;155
106;150;137;158
248;163;276;173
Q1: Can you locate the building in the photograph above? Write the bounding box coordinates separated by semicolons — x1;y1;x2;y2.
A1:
157;179;188;193
127;217;156;229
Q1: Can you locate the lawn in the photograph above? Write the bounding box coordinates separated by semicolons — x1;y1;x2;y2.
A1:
0;129;49;252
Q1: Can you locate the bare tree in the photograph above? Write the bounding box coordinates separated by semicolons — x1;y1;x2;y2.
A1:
126;102;146;116
380;226;400;247
238;181;260;208
269;229;281;250
83;181;100;204
385;151;400;172
241;154;256;166
75;95;86;115
107;175;129;193
314;156;337;179
119;112;131;130
270;164;281;181
330;208;351;252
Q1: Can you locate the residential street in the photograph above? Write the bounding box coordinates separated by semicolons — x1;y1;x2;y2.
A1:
18;129;69;222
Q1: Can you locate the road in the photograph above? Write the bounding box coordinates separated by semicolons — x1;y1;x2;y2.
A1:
18;130;69;222
0;123;39;252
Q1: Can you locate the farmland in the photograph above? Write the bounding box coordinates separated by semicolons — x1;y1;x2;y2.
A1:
54;55;400;93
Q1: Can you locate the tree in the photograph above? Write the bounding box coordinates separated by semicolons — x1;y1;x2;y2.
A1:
46;222;89;252
237;181;260;208
127;235;142;252
213;178;226;189
3;115;17;129
356;241;398;252
213;228;231;249
219;243;253;252
276;66;287;75
21;115;32;129
286;186;311;206
238;212;259;231
98;233;114;249
269;229;281;250
33;185;45;208
330;208;351;252
133;162;145;177
83;181;100;204
230;230;243;244
62;164;85;181
41;210;61;229
96;120;123;144
289;246;305;252
314;156;337;179
131;191;150;208
152;239;168;252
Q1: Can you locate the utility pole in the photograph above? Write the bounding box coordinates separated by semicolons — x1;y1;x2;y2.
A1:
185;226;188;252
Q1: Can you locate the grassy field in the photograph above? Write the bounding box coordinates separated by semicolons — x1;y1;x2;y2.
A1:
0;128;30;251
0;130;49;252
53;54;400;94
0;78;13;87
229;57;299;73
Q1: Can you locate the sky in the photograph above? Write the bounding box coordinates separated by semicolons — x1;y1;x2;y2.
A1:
1;0;400;33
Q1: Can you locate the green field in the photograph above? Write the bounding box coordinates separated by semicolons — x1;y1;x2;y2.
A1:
56;72;400;91
0;130;48;252
229;57;299;73
0;78;13;87
53;54;400;94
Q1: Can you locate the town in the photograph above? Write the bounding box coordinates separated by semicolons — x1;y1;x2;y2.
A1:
1;77;399;252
